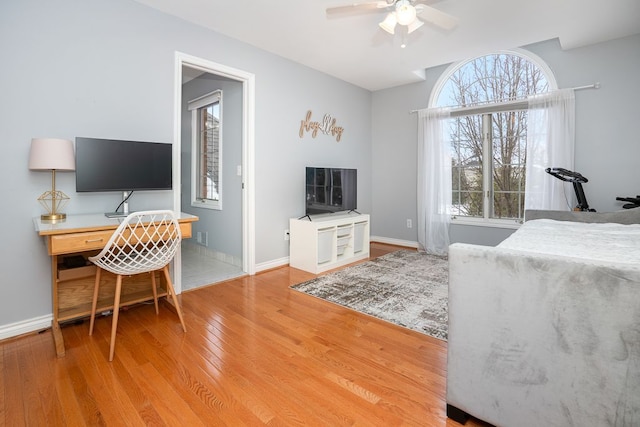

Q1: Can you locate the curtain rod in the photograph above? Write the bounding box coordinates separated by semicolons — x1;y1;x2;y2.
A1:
409;82;600;114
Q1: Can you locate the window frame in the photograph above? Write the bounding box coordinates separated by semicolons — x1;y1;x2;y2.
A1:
449;110;529;228
189;90;223;210
430;49;557;228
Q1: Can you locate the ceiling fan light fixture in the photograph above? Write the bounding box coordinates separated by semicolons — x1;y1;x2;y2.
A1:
406;17;424;34
379;12;397;34
395;0;417;26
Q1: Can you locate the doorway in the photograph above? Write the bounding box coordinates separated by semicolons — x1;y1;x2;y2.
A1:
172;52;256;293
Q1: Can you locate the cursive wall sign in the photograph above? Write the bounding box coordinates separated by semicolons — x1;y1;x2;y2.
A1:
299;110;344;142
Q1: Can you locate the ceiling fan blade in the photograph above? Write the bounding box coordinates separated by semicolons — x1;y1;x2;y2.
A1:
415;4;458;30
326;1;390;16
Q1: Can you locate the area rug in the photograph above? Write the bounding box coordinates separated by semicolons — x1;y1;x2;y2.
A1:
291;250;448;340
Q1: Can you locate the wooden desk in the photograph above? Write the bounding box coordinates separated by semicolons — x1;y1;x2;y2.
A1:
34;213;198;357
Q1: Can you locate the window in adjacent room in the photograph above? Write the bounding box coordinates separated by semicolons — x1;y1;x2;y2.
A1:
188;90;222;210
432;50;553;225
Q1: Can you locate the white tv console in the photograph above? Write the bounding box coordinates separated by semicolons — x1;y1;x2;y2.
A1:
289;213;370;274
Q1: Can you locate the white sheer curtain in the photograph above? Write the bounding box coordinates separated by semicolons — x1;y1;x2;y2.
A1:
525;88;575;210
417;108;451;255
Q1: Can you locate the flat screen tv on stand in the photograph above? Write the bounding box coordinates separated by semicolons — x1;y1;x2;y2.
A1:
75;137;173;217
303;167;358;220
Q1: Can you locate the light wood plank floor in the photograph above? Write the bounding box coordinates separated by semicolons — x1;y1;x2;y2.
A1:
1;243;488;426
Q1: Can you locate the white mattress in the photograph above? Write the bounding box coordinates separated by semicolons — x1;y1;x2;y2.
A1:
497;219;640;264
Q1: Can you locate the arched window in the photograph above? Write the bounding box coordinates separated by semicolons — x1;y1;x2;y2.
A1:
431;50;556;223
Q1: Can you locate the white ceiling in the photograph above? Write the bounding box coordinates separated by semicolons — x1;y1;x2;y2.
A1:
135;0;640;91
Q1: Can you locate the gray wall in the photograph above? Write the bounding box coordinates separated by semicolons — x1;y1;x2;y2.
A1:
181;74;243;259
0;0;372;329
371;34;640;246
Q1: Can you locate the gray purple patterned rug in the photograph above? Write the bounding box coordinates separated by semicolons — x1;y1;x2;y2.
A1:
291;250;448;340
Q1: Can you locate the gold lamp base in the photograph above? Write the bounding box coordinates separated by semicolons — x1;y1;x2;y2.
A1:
37;187;70;223
41;213;67;221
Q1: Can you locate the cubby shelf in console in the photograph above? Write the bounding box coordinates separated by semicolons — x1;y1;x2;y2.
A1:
289;213;370;274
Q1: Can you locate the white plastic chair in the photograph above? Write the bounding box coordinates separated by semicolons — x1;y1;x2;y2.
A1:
88;210;186;361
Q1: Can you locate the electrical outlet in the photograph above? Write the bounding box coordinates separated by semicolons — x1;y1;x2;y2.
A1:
284;229;290;241
196;231;208;246
406;219;412;228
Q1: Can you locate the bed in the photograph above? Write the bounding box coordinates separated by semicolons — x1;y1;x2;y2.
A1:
446;208;640;427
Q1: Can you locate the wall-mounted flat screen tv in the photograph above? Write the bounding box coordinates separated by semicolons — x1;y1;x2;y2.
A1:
75;137;172;192
305;167;357;215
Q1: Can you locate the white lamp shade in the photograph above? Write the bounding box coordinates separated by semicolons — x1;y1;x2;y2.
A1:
395;0;417;25
29;138;75;171
379;12;397;34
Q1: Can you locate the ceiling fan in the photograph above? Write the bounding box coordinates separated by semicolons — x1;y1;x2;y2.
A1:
326;0;458;35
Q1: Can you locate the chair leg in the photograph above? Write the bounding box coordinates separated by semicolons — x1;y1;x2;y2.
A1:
162;265;186;333
89;267;102;336
150;271;159;315
109;274;123;362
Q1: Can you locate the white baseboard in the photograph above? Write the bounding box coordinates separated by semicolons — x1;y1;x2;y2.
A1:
256;256;289;273
0;315;52;341
370;235;419;249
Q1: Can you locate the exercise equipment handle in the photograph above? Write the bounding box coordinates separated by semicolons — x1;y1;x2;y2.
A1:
545;167;588;183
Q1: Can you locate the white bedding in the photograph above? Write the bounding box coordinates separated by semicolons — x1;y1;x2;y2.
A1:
497;219;640;264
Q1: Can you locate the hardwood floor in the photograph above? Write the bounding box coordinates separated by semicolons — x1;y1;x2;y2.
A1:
1;243;488;426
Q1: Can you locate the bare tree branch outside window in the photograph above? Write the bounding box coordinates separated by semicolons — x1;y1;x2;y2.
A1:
437;53;548;220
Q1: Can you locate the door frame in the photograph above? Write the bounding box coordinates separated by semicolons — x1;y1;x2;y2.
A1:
172;52;256;293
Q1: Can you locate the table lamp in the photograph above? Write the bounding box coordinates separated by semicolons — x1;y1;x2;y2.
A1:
29;138;75;221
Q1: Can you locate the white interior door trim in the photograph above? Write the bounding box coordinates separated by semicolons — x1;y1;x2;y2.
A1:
173;52;256;294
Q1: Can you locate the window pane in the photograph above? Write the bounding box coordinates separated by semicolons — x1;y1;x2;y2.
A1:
450;117;483;218
197;101;220;202
437;53;549;108
490;111;526;219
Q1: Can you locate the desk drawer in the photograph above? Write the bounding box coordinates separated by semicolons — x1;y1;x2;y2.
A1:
179;223;192;239
49;231;114;255
48;223;193;255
